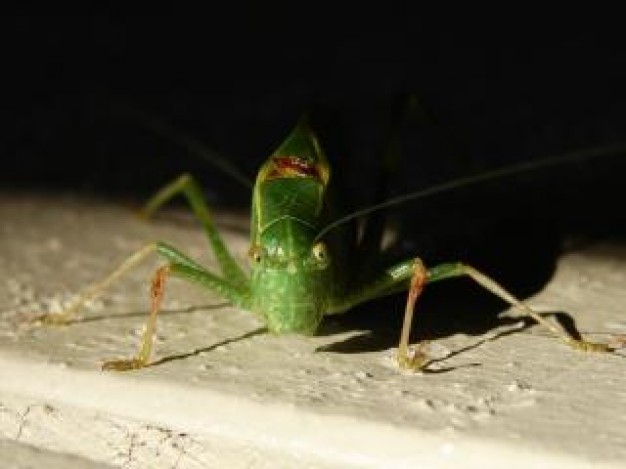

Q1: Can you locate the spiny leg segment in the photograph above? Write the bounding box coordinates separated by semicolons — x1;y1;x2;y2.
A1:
141;173;247;286
103;264;171;371
397;261;613;370
397;259;429;369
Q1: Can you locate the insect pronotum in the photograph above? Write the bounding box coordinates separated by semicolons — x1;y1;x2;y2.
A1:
33;119;618;371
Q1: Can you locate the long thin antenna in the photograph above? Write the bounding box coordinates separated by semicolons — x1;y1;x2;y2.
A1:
112;101;254;189
315;143;626;240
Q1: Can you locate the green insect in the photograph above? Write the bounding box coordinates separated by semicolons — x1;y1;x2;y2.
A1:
34;116;617;371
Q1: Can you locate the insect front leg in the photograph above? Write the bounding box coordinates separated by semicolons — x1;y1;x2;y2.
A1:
102;263;171;371
397;259;430;369
328;257;430;369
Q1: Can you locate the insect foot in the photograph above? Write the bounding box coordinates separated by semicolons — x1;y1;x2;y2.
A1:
28;312;72;326
102;358;149;371
397;341;431;371
565;337;615;353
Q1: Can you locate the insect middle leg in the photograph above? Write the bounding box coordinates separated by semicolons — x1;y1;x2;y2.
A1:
32;241;249;369
102;249;250;370
398;261;614;369
335;258;614;371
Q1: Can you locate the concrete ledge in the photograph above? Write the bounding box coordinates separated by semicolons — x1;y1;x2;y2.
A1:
1;194;625;468
1;439;114;469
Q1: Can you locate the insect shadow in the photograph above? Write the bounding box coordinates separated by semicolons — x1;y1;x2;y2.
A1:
32;302;230;326
148;327;266;368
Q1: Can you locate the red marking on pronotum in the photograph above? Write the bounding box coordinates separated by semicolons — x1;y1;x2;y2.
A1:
268;156;320;180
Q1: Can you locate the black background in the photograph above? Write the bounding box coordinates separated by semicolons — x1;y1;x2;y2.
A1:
2;12;625;340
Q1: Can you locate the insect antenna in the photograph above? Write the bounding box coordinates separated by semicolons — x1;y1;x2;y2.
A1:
315;142;626;241
110;100;254;189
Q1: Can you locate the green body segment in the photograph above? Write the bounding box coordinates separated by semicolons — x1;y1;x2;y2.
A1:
248;123;336;334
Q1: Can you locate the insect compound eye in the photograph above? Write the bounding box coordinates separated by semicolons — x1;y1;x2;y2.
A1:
248;245;265;265
311;242;330;268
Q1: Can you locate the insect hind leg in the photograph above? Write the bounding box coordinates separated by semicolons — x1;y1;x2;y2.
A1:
31;240;248;369
141;173;247;286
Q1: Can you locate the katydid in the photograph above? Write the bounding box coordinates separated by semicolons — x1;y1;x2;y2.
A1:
33;120;618;371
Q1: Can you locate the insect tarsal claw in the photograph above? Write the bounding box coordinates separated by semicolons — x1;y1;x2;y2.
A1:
101;358;148;371
565;337;614;353
28;313;71;327
397;341;431;371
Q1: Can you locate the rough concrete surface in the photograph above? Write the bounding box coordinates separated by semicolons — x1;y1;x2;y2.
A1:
0;438;115;469
0;193;625;468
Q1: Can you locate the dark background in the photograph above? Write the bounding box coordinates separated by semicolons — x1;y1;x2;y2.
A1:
2;12;625;342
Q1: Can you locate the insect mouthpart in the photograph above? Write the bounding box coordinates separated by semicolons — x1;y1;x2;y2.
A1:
263;298;325;335
250;255;329;334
